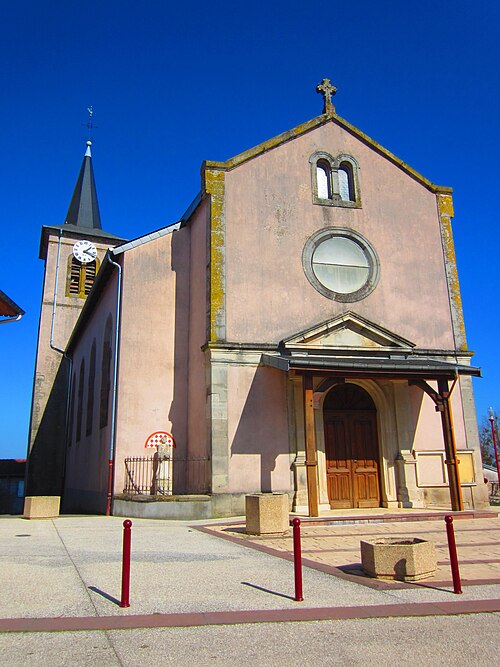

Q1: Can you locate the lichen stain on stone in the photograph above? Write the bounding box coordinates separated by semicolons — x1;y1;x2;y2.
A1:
438;194;467;349
438;193;454;218
207;169;226;342
205;169;225;196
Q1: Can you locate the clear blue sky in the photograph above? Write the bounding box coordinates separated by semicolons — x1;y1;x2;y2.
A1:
1;1;499;459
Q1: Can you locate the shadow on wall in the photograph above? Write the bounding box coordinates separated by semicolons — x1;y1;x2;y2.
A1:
62;425;109;515
168;227;191;494
0;459;26;514
230;365;289;493
25;358;70;497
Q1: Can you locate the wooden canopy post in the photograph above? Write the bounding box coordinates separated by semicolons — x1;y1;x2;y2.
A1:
303;374;319;517
437;378;464;512
410;378;463;512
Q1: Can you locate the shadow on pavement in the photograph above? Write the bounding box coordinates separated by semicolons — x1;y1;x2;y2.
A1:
241;581;295;601
88;585;121;606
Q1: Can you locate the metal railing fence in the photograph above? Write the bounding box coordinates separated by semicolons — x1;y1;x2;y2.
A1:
123;456;173;496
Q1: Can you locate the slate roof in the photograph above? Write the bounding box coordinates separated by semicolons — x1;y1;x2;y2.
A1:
65;142;102;229
0;290;24;318
39;143;126;259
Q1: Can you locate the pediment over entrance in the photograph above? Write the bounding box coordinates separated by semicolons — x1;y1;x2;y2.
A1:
281;312;415;352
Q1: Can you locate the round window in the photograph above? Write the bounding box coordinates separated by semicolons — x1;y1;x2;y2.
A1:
303;228;379;302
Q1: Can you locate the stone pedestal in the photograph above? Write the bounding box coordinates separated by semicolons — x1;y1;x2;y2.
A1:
245;493;289;535
361;537;436;582
396;453;424;508
23;496;60;519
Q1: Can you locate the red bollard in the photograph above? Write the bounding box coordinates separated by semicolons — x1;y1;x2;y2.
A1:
445;515;462;594
120;519;132;608
292;518;304;602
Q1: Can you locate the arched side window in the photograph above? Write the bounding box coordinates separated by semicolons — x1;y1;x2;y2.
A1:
316;159;332;199
338;162;355;202
76;359;85;443
86;340;97;437
68;371;76;447
310;152;361;208
66;257;100;298
337;157;358;203
100;315;113;430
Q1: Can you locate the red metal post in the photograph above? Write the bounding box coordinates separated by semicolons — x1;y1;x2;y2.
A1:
445;515;462;594
292;518;304;602
489;412;500;491
120;519;132;608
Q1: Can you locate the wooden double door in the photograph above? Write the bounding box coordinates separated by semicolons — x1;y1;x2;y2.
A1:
323;385;381;509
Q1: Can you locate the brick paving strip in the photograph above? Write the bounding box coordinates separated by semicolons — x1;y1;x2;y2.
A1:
195;517;500;589
1;599;500;633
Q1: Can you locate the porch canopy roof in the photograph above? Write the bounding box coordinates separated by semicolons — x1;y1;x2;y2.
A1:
260;353;481;380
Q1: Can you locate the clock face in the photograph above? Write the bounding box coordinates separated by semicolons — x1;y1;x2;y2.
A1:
73;240;97;264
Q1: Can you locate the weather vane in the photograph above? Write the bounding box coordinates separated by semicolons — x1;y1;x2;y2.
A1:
82;106;98;142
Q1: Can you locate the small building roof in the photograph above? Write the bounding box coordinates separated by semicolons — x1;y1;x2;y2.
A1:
0;290;25;319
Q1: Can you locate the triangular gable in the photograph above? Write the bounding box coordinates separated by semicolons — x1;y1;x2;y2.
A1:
281;312;415;353
202;109;451;195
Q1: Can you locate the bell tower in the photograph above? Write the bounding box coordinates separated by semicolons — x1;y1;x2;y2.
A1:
26;140;125;496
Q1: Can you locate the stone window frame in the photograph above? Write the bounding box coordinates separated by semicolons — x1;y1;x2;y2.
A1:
302;226;380;302
309;151;361;208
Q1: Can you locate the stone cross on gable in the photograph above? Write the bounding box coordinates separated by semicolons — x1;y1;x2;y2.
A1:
316;78;337;114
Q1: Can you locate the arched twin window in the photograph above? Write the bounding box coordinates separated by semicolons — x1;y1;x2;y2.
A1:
310;152;360;208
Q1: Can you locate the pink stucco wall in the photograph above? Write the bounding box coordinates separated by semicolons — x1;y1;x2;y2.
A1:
410;381;467;452
223;122;454;350
227;364;290;493
115;231;190;494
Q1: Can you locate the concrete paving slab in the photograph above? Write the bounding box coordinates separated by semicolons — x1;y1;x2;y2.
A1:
1;613;500;667
1;513;500;666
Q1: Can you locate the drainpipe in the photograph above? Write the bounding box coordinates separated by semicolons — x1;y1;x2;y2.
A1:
106;252;122;516
49;229;73;498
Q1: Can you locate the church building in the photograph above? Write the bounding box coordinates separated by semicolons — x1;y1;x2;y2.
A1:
26;80;489;517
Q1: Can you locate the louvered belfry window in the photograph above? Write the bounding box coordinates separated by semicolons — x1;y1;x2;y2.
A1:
67;256;99;298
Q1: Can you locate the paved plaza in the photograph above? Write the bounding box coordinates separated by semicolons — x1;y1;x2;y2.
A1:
203;512;500;588
0;512;500;665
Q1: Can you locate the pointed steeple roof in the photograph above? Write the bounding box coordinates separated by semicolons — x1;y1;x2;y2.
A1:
64;141;102;229
38;141;126;260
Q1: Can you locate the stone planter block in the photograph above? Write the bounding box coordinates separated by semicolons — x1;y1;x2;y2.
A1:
23;496;60;519
245;493;289;535
361;537;436;582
